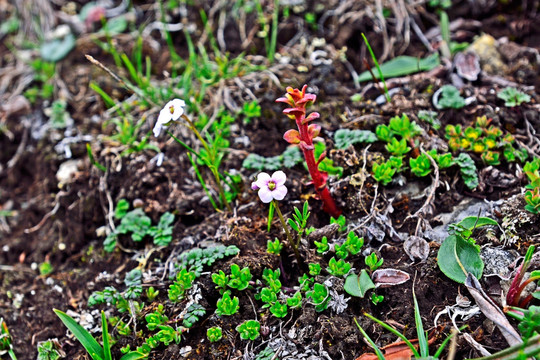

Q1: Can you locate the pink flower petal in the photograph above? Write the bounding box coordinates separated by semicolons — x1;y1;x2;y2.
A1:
258;188;274;203
254;172;270;189
271;186;288;201
272;171;287;186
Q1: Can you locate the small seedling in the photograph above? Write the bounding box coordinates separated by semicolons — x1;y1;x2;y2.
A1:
372;160;397;185
506;246;540;307
497;87;531;107
314;236;330;254
146;286;159;302
330;215;347;232
182;303;206;328
410;153;432;177
0;317;17;360
269;301;288;318
365;253;384;271
228;264;252;291
327;257;352;277
266;238;283;254
306;283;330;312
236;320;261;340
207;327;223;343
216;291;240;316
286;292;302;309
168;269;196;302
37;339;64;360
435;85;466;109
525;188;540;214
309;263;321;276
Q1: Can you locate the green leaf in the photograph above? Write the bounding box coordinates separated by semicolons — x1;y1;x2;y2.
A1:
120;352;147;360
456;216;498;231
412;289;428;357
54;309;104;360
437;235;484;283
357;53;440;82
40;33;76;63
334;129;377;149
344;270;375;298
114;199;130;219
101;312;112;360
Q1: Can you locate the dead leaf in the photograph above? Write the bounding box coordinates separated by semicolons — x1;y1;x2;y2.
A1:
372;269;410;288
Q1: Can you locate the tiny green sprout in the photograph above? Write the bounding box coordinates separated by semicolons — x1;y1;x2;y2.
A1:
241;100;261;123
464;127;482;141
39;262;54;276
37;339;64;360
258;287;278;307
228;264;252;291
145;286;159;302
266;238;283;254
168;268;196;302
525;188;540;214
326;257;352;277
481;151;501;166
372;161;397;185
309;263;321;276
497;87;531;107
216;291;240;316
436;85;466;109
236;320;261;340
207;326;223;343
350;93;363;102
385;137;411;156
212;270;230;294
270;301;288;318
298;273;315;292
371;293;384;305
409;154;432;177
314;236;330;254
472;140;486;153
330;214;347;232
286;292;302;309
145;304;169;331
428;150;453;169
417;110;440;130
365;253;384;271
182;303;206;328
388;114;422;141
306;283;330;312
375;124;392;142
336;231;364;259
288;201;311;247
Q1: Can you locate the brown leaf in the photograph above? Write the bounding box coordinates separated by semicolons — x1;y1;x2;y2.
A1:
372;269;410;288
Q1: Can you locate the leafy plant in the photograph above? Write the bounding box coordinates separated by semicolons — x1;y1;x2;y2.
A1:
372;160;397;185
497;87;531;107
241;100;261;124
326;257;352;277
37;339;64;360
242;146;303;171
206;327;223;343
335;231;364;259
146;286;159;302
365;253;384;271
435;85;466;109
53;309;145;360
306;283;330;312
314;236;330;254
236;320;261;340
453;153;478;190
269;301;288;318
385;137;411;156
506;245;540;307
525;188;540;214
286;292;303;309
266;238;283;254
174;244;240;277
145;305;168;331
0;317;17;360
410;153;432;177
417;110;441;130
228;264;252;291
309;263;321;276
361;33;390;102
437;216;497;283
287;201;311;248
216;291;240;316
182;303;206;328
333;129;378;149
330;215;347;232
168;269;196;302
505;305;540;342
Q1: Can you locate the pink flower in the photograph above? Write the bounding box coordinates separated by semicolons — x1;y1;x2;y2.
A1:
251;171;288;203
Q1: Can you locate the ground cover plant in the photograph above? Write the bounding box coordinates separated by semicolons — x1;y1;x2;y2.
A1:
1;1;540;359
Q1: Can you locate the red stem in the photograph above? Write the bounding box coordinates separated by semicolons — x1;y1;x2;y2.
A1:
296;114;341;218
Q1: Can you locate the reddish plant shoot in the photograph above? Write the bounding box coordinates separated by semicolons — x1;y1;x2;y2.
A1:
276;85;341;217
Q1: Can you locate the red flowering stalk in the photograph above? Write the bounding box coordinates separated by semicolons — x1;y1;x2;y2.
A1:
276;85;341;217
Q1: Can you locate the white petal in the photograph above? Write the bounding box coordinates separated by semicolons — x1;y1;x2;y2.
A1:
251;181;259;190
153;123;163;137
258;188;274;203
153;110;173;137
170;98;186;121
271;185;288;201
254;172;271;189
272;171;287;186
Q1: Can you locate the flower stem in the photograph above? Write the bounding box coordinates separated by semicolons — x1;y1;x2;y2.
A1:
272;200;304;269
182;114;232;212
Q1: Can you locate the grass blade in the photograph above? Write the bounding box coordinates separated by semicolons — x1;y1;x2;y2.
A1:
412;288;429;357
101;312;112;360
364;312;421;358
353;317;385;360
53;309;104;360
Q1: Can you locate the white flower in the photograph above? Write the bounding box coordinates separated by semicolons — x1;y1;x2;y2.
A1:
153;98;186;137
251;171;288;203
